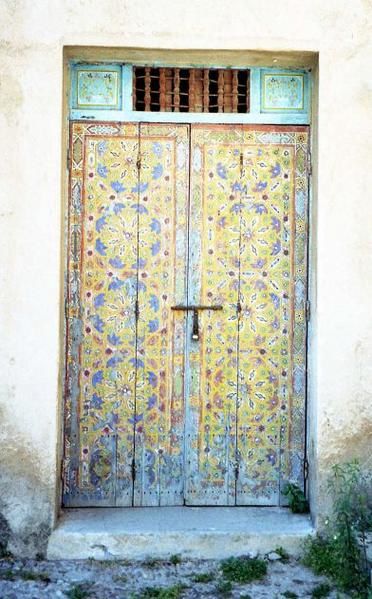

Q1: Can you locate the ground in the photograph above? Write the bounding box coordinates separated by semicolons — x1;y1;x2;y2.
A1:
0;554;346;598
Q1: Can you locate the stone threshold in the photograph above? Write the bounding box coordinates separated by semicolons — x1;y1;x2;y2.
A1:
47;507;314;561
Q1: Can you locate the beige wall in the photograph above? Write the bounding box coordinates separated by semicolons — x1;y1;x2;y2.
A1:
0;0;371;556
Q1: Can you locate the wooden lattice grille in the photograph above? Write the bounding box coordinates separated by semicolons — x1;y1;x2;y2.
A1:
133;67;250;113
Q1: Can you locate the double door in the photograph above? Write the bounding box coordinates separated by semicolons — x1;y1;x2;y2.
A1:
63;122;309;507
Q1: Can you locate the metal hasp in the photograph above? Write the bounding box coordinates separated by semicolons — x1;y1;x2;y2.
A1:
171;305;223;341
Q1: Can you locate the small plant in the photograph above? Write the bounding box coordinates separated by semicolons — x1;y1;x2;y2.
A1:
311;583;332;598
65;583;92;599
220;556;267;583
20;569;51;582
282;591;298;598
0;569;15;580
216;579;233;595
143;558;161;568
136;584;186;599
113;574;128;583
0;544;12;559
191;571;215;583
283;483;309;513
303;460;371;596
275;546;290;562
169;554;182;566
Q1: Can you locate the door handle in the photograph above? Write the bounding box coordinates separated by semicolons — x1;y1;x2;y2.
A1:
171;305;223;341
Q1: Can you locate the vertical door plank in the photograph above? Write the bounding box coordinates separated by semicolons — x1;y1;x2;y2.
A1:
185;125;243;505
64;122;139;507
133;124;190;506
236;125;309;505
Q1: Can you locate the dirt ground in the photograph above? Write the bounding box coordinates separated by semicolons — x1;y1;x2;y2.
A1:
0;553;347;599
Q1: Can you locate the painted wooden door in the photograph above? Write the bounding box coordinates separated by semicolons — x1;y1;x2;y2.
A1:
185;125;309;506
63;122;189;506
63;122;309;507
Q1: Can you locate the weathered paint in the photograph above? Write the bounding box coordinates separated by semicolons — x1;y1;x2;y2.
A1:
63;122;309;507
185;125;309;505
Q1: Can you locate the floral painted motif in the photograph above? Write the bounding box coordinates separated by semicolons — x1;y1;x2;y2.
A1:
64;122;189;506
261;74;305;111
186;125;309;505
76;69;120;109
63;122;309;507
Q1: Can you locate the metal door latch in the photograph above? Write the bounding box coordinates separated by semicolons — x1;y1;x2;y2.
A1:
171;305;223;341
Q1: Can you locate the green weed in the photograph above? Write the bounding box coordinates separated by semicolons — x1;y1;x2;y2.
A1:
216;579;233;595
169;554;182;566
0;569;15;580
65;583;92;599
283;483;309;513
311;582;332;598
275;546;290;562
19;570;51;582
191;571;215;583
113;574;128;583
303;460;371;596
134;584;186;598
282;591;298;598
220;556;267;583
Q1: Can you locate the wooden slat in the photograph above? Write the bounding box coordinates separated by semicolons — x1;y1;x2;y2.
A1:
232;69;238;113
203;69;210;112
144;67;151;112
217;70;224;113
223;70;232;113
173;68;180;112
165;68;173;111
189;69;196;112
194;69;203;112
159;68;166;111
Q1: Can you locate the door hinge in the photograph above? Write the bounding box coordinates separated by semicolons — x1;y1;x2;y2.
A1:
305;299;311;322
307;150;312;177
304;458;309;480
134;299;139;321
67;148;71;171
234;462;239;480
136;154;141;170
131;458;136;481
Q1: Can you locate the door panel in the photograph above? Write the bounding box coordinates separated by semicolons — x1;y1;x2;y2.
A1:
63;122;189;507
64;122;140;506
236;126;309;505
185;126;243;505
132;124;189;506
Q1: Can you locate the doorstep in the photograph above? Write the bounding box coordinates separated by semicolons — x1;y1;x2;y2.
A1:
47;507;314;561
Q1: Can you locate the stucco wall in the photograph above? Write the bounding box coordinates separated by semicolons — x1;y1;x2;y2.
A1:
0;0;371;556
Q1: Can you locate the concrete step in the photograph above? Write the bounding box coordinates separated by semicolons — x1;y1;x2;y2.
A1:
47;507;314;560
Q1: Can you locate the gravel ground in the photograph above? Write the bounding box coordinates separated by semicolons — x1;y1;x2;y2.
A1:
0;554;343;599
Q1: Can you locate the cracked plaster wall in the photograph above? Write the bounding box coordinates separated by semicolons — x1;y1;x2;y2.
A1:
0;0;372;555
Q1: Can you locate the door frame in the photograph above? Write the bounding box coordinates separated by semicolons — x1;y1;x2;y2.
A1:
60;51;315;511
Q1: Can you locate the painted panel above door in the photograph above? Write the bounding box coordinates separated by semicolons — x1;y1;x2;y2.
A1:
69;63;311;125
